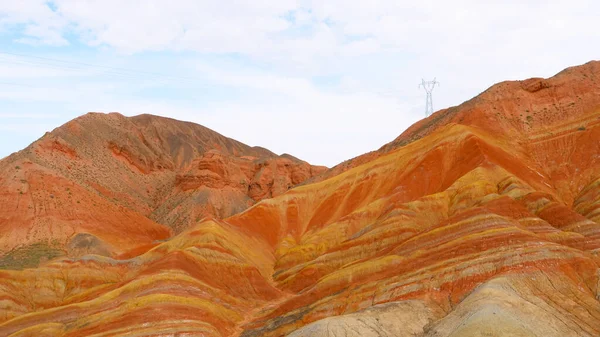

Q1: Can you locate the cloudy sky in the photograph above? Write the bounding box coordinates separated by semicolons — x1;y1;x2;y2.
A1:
1;1;599;166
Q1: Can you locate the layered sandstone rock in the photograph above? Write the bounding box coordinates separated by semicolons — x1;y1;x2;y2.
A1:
1;61;600;336
0;113;325;261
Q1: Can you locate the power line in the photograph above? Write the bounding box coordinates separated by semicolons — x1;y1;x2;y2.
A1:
0;51;211;85
0;51;204;81
0;81;40;88
0;57;168;83
0;57;180;84
0;51;414;106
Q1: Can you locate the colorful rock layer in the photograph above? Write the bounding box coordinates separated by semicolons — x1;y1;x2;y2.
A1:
0;113;325;262
1;61;600;336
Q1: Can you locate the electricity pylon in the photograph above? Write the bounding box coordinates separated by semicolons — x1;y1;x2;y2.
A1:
419;78;439;117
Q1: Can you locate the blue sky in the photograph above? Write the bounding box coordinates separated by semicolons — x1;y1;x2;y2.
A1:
1;1;599;166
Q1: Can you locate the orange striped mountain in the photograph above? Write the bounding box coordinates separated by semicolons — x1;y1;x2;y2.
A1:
1;61;600;336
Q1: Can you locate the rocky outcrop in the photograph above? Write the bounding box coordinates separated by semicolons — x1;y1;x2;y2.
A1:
153;151;326;231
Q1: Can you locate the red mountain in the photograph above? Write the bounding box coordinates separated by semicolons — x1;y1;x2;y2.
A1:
0;112;325;263
1;61;600;336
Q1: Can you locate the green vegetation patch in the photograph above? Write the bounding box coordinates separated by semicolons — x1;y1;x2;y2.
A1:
0;242;65;270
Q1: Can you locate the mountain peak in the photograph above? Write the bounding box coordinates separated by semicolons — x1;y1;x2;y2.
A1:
391;59;600;148
0;112;325;261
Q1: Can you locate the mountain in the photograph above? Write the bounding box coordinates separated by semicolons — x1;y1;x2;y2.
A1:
1;61;600;336
0;112;326;265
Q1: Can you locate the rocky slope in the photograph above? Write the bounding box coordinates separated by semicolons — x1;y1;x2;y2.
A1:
0;113;325;264
310;60;600;189
1;61;600;336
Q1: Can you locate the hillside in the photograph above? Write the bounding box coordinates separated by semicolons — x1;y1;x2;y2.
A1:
311;61;600;191
0;112;326;264
1;61;600;336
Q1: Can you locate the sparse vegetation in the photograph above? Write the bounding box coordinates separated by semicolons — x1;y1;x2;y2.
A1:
15;166;20;170
578;126;586;131
0;242;64;270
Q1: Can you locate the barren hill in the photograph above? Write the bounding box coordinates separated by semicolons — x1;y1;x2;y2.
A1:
1;61;600;336
0;112;326;264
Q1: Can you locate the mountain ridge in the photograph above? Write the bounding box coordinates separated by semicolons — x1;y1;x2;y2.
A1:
308;60;600;186
0;112;326;261
1;61;600;336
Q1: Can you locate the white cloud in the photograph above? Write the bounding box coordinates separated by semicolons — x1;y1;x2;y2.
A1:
50;0;298;54
0;1;599;165
0;0;68;45
16;23;69;46
2;1;599;63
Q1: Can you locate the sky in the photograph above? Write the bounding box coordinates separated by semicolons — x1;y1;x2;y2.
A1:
0;1;599;167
